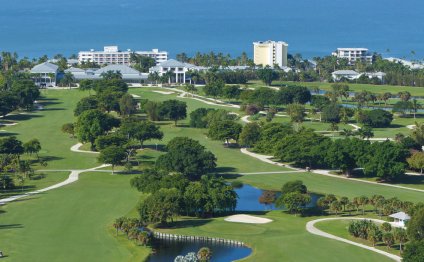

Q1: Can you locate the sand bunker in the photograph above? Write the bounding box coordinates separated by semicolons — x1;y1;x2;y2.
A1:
224;214;272;224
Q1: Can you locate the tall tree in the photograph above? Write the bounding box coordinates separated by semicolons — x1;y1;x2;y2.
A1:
158;100;187;125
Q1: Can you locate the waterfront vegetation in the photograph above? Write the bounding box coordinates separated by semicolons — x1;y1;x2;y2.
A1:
2;77;424;261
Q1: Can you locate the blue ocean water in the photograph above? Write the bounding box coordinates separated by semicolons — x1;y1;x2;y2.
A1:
1;0;423;59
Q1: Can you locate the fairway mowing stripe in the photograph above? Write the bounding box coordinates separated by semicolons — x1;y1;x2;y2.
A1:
241;148;424;193
239;171;304;175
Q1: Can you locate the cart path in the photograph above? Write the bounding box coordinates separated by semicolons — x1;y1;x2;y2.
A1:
306;217;401;262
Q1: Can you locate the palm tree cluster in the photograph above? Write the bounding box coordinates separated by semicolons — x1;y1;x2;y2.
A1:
113;217;152;246
317;194;416;218
348;220;408;251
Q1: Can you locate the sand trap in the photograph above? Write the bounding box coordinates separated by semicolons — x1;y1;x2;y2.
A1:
407;124;416;130
131;94;141;98
0;122;18;126
225;214;272;224
152;90;174;95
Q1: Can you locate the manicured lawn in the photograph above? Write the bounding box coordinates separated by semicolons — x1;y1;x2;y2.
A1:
236;172;424;203
315;219;402;256
270;81;424;97
2;87;424;262
0;171;69;199
0;171;149;262
1;89;99;170
156;212;392;262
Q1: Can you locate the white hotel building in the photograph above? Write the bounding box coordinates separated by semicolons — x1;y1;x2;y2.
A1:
78;46;168;65
253;40;288;68
332;48;373;64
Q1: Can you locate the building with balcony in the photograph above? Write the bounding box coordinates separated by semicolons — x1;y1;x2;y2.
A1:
253;40;288;68
332;48;373;64
30;62;59;87
149;59;199;84
78;46;168;66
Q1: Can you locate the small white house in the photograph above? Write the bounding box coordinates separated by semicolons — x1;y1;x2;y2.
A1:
332;70;360;81
389;212;411;228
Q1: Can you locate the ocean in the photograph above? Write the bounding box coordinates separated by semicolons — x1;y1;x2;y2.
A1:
1;0;423;60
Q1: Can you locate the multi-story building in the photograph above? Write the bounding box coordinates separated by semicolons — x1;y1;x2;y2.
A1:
78;46;168;65
253;40;288;68
332;48;373;64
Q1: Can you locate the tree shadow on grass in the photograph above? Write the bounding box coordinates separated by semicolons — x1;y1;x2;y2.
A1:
143;144;166;151
4;114;43;122
42;156;65;162
391;175;424;186
158;219;212;229
214;167;237;174
41;108;66;111
0;132;19;137
0;224;23;230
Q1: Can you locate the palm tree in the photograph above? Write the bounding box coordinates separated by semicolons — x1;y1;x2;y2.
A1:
382;233;394;250
356;127;374;140
61;72;75;89
394;228;408;253
148;72;160;85
197;247;212;262
411;121;424;145
411;99;421;118
398;91;411;102
358;195;369;215
183;83;197;97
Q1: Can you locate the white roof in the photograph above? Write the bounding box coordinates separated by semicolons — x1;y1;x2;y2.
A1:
157;59;196;68
332;70;359;75
65;67;85;73
337;48;369;51
95;64;141;75
30;62;59;73
389;212;411;221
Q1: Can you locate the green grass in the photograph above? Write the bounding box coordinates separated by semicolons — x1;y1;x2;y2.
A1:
0;172;69;198
0;171;149;262
1;89;99;170
236;172;424;203
155;212;392;262
1;87;424;262
269;81;424;97
315;219;402;256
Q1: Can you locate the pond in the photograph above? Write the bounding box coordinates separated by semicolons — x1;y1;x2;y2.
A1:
147;238;252;262
234;184;320;211
147;184;319;261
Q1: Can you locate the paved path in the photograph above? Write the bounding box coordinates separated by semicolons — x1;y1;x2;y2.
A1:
0;164;110;205
240;148;424;193
241;115;251;123
70;143;99;154
348;123;360;131
306;217;401;262
239;171;304;175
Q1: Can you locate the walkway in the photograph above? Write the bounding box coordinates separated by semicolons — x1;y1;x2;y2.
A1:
70;143;99;154
306;217;401;262
240;148;424;193
0;164;110;205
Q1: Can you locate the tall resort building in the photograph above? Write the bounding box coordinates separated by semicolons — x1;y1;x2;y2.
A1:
253;40;288;68
78;46;168;65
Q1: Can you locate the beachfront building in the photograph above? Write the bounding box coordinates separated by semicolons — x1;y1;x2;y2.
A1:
389;212;411;228
332;48;373;64
149;59;199;84
65;64;148;84
78;46;168;66
30;62;59;87
253;40;288;68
